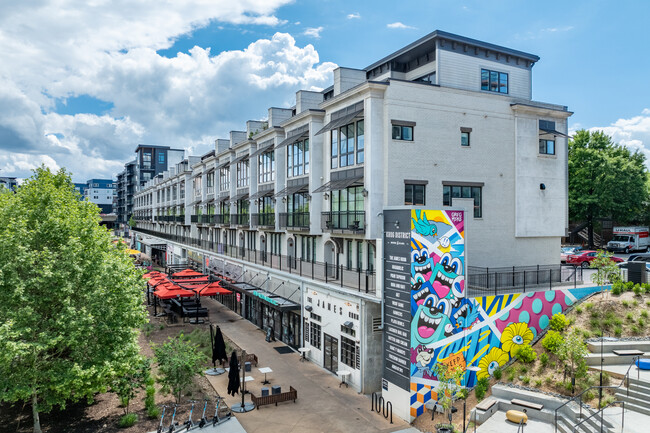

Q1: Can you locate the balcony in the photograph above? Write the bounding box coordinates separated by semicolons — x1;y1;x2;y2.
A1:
233;213;250;226
251;213;275;228
213;214;231;226
279;212;309;230
191;215;199;223
175;215;185;223
321;211;365;233
199;215;211;224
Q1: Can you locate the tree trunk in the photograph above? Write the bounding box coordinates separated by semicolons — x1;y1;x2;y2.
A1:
588;215;594;249
32;393;42;433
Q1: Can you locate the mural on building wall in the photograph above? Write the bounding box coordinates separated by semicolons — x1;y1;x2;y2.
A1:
406;210;605;419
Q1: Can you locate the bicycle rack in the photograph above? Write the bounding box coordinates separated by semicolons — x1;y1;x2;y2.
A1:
370;392;393;424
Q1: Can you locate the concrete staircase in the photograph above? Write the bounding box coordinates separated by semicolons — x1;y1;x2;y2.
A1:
615;377;650;416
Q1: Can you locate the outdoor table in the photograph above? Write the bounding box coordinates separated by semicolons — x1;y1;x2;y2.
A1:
337;370;350;388
298;347;310;362
258;367;272;384
241;375;254;394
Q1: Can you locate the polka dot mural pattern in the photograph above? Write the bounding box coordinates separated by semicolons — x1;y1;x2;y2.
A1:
494;289;570;335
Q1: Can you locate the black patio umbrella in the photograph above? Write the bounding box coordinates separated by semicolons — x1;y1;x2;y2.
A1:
227;352;240;397
214;326;228;365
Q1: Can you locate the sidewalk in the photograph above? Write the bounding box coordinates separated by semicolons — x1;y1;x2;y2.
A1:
201;297;410;433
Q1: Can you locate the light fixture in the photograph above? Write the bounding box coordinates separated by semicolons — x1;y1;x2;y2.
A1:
362;188;368;197
343;321;354;329
324;192;329;200
540;183;546;190
394;220;400;230
282;197;287;203
305;305;313;312
254;199;259;205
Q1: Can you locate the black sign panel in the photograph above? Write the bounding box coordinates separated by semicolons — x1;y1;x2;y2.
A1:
382;209;411;391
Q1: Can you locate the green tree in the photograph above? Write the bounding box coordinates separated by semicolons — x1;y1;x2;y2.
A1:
128;216;137;228
591;251;621;299
558;330;589;393
0;167;148;433
432;362;466;430
110;356;151;415
154;334;206;404
569;130;647;247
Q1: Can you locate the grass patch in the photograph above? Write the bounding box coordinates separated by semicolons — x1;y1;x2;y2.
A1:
118;413;138;428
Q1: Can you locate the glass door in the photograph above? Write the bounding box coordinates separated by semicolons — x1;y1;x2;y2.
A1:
323;333;338;373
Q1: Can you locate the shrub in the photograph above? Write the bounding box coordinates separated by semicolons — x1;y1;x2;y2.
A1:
515;345;537;364
582;329;592;339
631;325;641;335
633;300;639;307
507;370;516;382
646;300;650;307
622;300;630;308
639;318;646;327
146;405;160;419
519;365;528;374
614;326;622;337
626;281;635;291
540;352;549;366
457;388;469;400
600;394;616;408
118;413;138;428
590;310;600;319
534;379;542;388
576;306;583;314
474;377;490;401
612;285;622;296
545;377;553;385
613;318;622;326
585;302;594;310
634;285;642;297
542;330;564;354
522;376;530;385
602;372;611;386
583;390;595;401
550;313;569;332
493;367;502;380
626;312;634;322
593;329;603;337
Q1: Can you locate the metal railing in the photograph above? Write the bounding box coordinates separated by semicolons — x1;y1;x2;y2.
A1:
133;227;376;293
466;264;583;297
321;211;366;233
233;213;250;226
554;355;638;433
213;214;230;225
191;215;199;223
251;213;275;228
573;401;623;433
279;212;309;229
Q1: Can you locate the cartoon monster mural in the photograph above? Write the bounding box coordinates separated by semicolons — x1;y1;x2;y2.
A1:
412;296;454;346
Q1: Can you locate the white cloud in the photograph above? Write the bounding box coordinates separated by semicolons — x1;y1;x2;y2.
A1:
387;22;416;30
0;2;338;181
573;109;650;168
303;26;324;38
347;12;361;19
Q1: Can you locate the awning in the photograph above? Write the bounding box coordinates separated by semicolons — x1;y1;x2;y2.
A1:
315;109;363;136
250;143;274;158
216;160;230;169
231;192;249;202
230;153;249;165
249;189;275;200
539;128;570;139
276;131;309;149
217;195;230;203
312;175;364;193
273;183;309;198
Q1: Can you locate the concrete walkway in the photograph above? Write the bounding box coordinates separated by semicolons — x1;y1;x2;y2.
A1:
200;298;410;433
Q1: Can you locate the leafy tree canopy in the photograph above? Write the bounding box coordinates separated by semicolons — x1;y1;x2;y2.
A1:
154;334;206;404
0;167;147;432
569;130;647;241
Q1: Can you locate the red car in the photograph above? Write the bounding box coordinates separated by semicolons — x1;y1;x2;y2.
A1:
566;250;624;268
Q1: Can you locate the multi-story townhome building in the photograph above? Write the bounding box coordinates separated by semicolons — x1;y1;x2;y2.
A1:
132;30;571;396
82;178;115;214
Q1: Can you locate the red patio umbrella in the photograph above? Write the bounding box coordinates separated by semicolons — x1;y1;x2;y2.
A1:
171;269;205;278
187;282;232;297
154;285;195;299
172;277;210;284
143;271;162;279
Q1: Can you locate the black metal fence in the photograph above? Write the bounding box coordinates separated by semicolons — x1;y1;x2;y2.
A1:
133;228;376;294
466;264;583;297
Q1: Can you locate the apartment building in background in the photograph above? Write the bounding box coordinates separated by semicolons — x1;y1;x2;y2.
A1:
130;30;571;398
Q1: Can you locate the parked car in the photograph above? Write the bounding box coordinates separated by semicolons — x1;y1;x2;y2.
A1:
566;250;624;268
561;246;583;263
628;253;650;262
618;261;650;271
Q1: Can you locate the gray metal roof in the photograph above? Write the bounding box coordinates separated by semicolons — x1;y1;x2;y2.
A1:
365;30;539;71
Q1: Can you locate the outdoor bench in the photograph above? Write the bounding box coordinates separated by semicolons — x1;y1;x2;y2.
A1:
251;386;297;408
182;307;209;322
245;353;258;367
510;399;543;411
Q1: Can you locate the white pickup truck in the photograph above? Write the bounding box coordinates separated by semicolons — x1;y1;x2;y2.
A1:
607;226;650;253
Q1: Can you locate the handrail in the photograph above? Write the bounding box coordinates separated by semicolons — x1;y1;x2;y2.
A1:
554;355;639;433
572;400;624;433
516;417;525;433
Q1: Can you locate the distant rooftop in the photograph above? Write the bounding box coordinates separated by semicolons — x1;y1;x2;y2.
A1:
134;144;184;153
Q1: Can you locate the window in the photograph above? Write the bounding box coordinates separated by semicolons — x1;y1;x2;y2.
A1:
341;325;356;337
310;312;321;321
219;167;230;191
258;150;275;183
405;184;426;206
206;172;215;193
443;184;482;218
236;160;249;187
287;139;309;178
391;121;415;141
347;240;352;270
415;72;436;84
481;69;508;94
158;153;165;163
539;139;555;155
330;120;364;168
193;176;201;197
460;127;472;147
309;322;321;348
259;195;274;214
341;336;357;368
142;152;152;168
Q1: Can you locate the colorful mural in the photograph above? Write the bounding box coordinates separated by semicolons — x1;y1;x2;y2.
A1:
406;209;605;419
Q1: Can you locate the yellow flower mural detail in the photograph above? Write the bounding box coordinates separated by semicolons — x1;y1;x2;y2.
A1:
477;347;509;380
500;322;534;357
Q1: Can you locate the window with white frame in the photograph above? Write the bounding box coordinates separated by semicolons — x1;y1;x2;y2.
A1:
219;167;230;192
236;160;249;188
258;150;275;183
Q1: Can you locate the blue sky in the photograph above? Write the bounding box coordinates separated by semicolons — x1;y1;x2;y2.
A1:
1;0;649;181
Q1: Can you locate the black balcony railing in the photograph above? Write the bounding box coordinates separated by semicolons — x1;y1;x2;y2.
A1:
199;215;211;224
233;213;250;226
466;264;583;297
175;215;185;223
279;212;309;229
213;214;231;225
132;227;376;294
191;215;199;223
321;211;365;233
251;213;275;227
